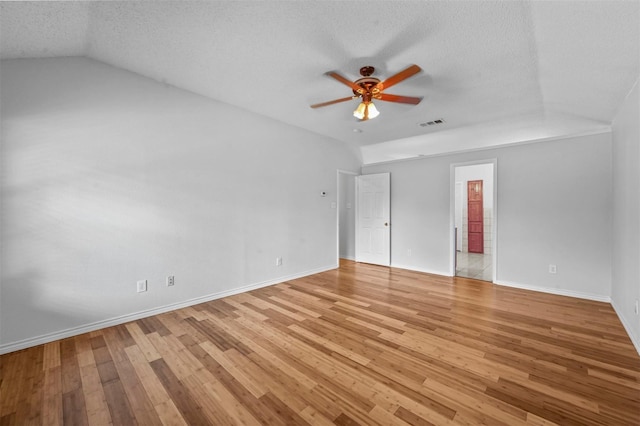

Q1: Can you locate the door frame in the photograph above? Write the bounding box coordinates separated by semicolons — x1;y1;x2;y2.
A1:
449;159;498;281
336;169;359;265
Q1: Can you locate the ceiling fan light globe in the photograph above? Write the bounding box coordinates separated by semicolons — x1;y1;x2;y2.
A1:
367;102;380;119
353;101;380;121
353;102;367;119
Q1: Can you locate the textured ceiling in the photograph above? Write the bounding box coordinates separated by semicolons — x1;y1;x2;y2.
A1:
1;1;639;161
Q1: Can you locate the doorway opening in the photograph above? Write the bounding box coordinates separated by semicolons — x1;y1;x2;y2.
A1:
452;161;496;282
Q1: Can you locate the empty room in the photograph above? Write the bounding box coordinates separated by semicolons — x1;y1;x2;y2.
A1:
1;1;639;425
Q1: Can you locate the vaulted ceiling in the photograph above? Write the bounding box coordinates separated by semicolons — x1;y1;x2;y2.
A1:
2;1;638;163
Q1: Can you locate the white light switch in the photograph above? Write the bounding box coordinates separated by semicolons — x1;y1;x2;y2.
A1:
137;280;147;293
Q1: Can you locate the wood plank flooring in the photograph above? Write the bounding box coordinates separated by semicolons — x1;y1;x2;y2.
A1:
2;260;639;425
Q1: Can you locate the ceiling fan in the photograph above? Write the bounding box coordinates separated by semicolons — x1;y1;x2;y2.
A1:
310;64;422;121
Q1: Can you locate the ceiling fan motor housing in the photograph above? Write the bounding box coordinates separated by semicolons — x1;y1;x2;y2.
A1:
354;66;381;100
353;77;382;100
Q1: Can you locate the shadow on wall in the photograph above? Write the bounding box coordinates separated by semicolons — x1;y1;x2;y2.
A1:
0;269;106;347
1;57;362;351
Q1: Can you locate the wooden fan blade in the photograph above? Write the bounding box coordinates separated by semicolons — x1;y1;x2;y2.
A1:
310;96;356;109
326;71;363;92
377;93;422;105
376;64;421;91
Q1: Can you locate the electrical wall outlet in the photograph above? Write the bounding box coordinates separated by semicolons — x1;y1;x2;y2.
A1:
548;264;557;274
407;249;412;257
634;299;638;315
167;276;175;287
137;280;147;293
276;257;283;266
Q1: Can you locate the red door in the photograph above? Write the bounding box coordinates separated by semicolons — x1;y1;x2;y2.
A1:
467;180;484;253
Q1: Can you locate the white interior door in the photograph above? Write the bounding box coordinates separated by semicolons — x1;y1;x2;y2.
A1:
356;173;390;266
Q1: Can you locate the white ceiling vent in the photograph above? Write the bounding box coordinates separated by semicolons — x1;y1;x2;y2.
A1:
419;119;445;127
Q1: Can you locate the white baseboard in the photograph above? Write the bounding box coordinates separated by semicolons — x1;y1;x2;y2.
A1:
339;256;356;261
393;269;611;303
391;263;453;277
610;298;640;356
0;264;338;355
494;279;611;303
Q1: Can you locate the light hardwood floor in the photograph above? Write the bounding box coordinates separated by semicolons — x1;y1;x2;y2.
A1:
1;260;639;425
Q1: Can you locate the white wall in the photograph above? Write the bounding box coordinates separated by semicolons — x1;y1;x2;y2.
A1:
0;57;360;352
611;77;640;353
363;132;613;300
